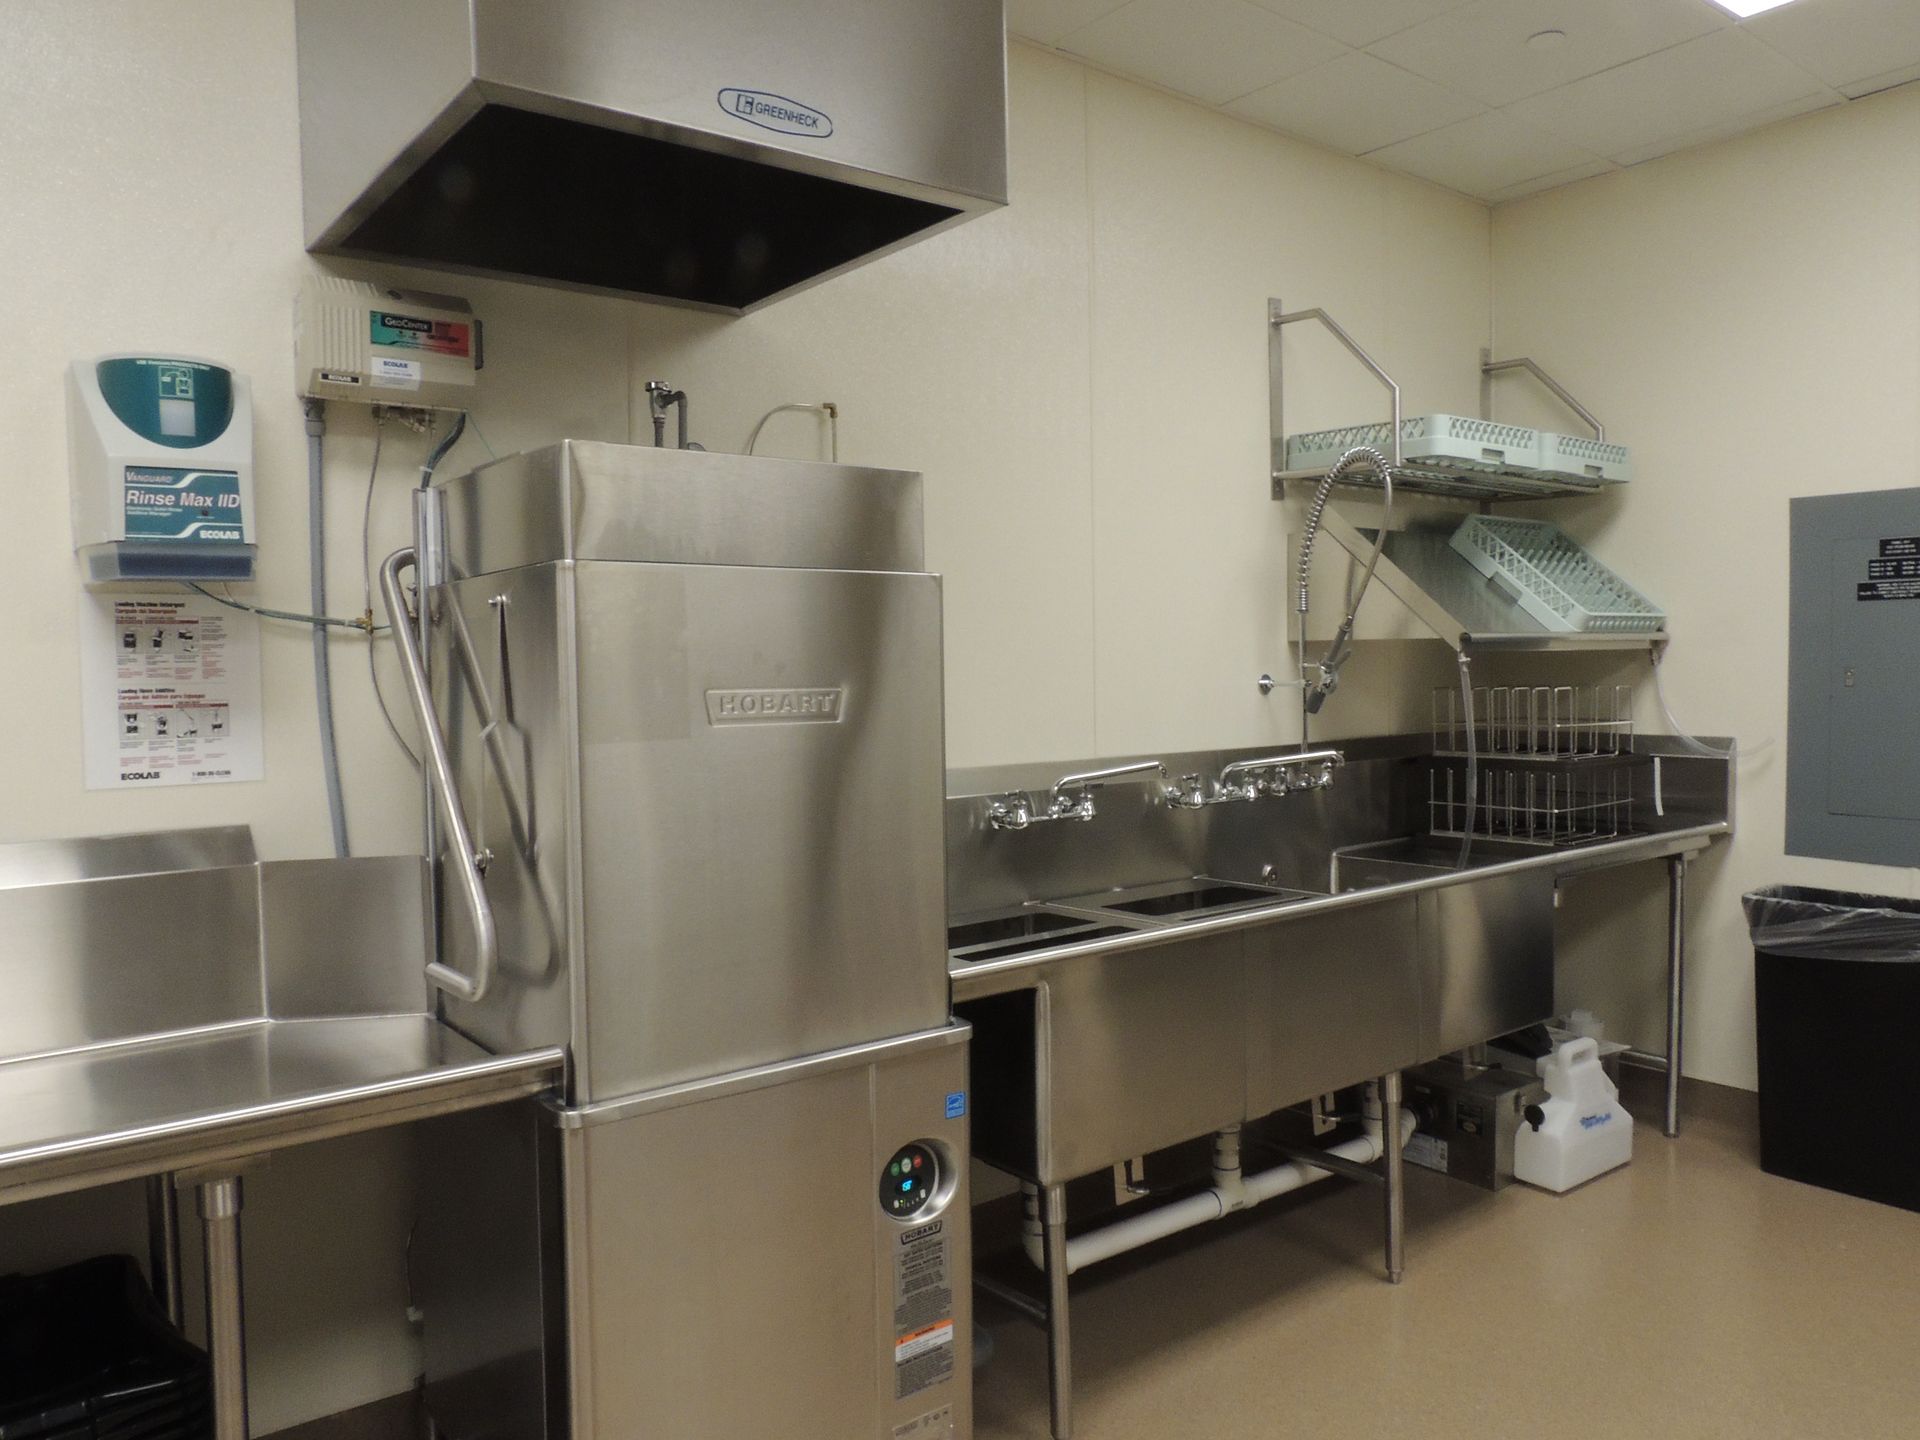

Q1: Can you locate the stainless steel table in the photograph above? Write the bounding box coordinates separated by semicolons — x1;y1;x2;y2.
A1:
0;1013;562;1439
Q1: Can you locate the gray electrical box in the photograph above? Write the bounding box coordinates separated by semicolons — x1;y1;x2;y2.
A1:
1787;487;1920;866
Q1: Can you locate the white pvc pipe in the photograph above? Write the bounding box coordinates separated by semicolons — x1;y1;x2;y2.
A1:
1023;1109;1417;1278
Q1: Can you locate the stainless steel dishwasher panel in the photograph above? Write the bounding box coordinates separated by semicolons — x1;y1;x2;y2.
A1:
558;1031;972;1439
569;560;949;1099
1420;868;1557;1055
1035;934;1246;1184
1246;897;1423;1114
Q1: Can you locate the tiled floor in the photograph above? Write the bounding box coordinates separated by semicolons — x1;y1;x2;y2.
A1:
973;1077;1920;1439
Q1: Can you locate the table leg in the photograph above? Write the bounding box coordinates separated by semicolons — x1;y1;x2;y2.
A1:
1665;855;1687;1138
1042;1182;1072;1440
198;1175;249;1440
145;1172;183;1329
1381;1071;1406;1284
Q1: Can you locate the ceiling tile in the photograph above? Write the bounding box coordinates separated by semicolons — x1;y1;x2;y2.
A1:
1242;0;1478;49
1229;51;1484;154
1364;108;1602;199
1610;92;1839;168
1486;158;1617;204
1504;28;1830;162
1841;61;1920;101
1745;0;1920;90
1060;0;1349;105
1369;0;1730;107
1006;0;1133;48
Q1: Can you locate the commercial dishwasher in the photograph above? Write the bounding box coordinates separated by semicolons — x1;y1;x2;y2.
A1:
387;441;971;1440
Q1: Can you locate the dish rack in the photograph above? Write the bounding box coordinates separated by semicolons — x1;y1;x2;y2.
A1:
1269;304;1631;503
1433;684;1633;760
1285;414;1542;477
1429;683;1637;846
1430;764;1633;847
1451;515;1666;634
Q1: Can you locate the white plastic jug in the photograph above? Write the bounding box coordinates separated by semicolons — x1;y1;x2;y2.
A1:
1513;1037;1633;1193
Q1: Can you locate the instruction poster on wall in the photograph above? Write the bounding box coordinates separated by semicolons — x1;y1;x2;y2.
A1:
79;591;262;789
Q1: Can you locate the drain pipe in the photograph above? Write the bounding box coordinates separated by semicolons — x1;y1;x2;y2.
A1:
1022;1101;1416;1278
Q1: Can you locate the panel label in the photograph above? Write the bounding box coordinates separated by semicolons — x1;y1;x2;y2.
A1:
893;1220;954;1400
371;311;472;358
717;87;834;138
705;687;845;725
370;355;422;390
893;1405;955;1438
1855;537;1920;600
944;1090;967;1120
123;466;244;543
1403;1132;1449;1174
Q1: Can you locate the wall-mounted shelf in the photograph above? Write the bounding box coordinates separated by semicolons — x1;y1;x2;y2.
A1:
1326;514;1667;655
1268;299;1619;504
1272;460;1607;503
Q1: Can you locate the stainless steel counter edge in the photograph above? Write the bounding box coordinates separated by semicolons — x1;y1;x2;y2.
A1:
0;1039;566;1207
551;1024;970;1130
950;823;1728;1001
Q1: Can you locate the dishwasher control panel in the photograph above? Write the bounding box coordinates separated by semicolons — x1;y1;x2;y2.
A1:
880;1141;941;1219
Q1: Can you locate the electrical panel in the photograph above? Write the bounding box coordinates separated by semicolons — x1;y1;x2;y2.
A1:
1787;487;1920;866
295;276;480;410
67;355;255;585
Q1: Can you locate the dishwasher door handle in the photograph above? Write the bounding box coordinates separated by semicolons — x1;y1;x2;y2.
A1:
380;546;497;1005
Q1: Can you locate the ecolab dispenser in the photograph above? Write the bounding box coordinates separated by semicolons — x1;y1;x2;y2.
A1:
67;355;256;585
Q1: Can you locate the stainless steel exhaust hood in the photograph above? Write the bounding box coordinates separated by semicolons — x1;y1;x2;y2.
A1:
294;0;1008;313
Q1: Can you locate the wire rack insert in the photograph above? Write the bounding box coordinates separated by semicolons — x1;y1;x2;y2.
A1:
1430;684;1637;847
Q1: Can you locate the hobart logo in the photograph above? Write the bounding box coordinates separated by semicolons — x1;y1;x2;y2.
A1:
717;88;834;139
706;687;845;726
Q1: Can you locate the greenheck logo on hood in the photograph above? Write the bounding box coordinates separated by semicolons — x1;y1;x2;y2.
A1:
718;88;834;139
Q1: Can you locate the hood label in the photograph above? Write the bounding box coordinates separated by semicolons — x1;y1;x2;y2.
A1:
718;88;834;139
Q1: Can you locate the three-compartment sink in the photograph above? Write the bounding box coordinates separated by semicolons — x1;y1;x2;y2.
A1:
948;876;1324;964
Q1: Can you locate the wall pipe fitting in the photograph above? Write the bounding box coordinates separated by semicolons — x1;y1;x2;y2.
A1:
1021;1105;1416;1278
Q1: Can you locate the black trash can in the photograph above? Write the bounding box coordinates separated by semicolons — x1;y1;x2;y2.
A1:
1743;886;1920;1214
0;1255;209;1439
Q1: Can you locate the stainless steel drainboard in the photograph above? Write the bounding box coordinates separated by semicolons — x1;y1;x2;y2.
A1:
1044;876;1320;926
947;907;1146;964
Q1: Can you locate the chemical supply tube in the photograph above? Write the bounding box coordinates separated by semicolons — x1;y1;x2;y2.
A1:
1455;651;1478;867
306;401;349;859
746;402;839;462
1649;649;1766;759
1021;1105;1417;1278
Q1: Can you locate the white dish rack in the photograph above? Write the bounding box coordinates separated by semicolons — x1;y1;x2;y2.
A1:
1285;414;1542;477
1283;416;1632;490
1450;515;1665;634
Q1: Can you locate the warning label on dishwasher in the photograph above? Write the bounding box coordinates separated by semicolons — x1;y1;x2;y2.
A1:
893;1220;954;1399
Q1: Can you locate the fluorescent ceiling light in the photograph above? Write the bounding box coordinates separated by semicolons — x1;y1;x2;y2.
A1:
1707;0;1803;16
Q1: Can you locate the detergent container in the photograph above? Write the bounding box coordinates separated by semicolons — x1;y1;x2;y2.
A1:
1513;1037;1633;1192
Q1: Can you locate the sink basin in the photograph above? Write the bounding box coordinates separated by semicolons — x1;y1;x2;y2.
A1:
1047;876;1319;926
1329;836;1539;892
948;908;1143;964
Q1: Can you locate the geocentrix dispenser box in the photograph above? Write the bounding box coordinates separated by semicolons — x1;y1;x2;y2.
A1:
67;355;255;586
